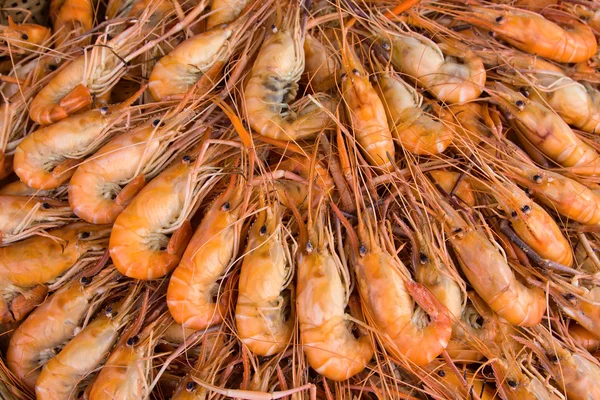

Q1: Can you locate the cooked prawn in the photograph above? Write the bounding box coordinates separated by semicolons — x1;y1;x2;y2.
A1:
0;17;51;56
49;0;93;47
206;0;249;29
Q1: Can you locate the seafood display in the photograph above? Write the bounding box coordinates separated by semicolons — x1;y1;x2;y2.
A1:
1;0;600;398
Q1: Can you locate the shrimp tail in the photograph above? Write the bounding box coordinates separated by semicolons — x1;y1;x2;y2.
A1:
167;220;193;255
52;84;93;122
114;175;146;206
406;280;451;324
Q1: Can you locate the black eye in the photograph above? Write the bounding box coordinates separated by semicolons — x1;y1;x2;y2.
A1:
519;88;530;97
437;369;446;377
80;276;91;285
271;24;277;33
419;253;428;264
488;30;496;37
152;119;161;127
100;106;109;115
21;33;28;40
259;225;267;236
186;381;196;392
352;69;360;76
127;336;139;346
533;174;542;183
359;245;367;256
48;64;57;71
511;211;518;217
340;73;347;80
525;188;534;196
454;228;463;234
550;355;559;363
42;202;51;209
521;205;531;214
382;42;390;50
516;100;525;109
80;232;91;239
306;241;313;253
564;293;576;301
495;16;503;23
182;155;191;163
222;202;230;211
507;379;517;388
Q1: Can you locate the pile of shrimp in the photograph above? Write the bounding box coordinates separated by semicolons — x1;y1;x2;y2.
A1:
2;0;600;398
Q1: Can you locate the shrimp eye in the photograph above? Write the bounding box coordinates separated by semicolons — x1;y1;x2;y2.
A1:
186;381;196;392
533;174;542;183
437;370;446;377
48;64;57;71
21;33;28;40
521;205;531;214
550;355;559;363
259;225;267;236
515;100;525;110
495;16;504;23
222;202;230;211
80;231;91;239
382;42;391;51
182;155;192;163
42;202;51;209
306;241;313;253
564;293;576;301
359;245;367;256
271;24;278;33
152;119;161;127
511;211;518;218
105;306;114;317
127;336;139;346
80;276;91;285
340;73;347;81
525;188;534;196
454;228;463;234
519;88;530;97
507;379;517;388
352;68;360;76
419;253;428;264
488;30;496;37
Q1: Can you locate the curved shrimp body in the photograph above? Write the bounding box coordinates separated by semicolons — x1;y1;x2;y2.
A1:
6;270;114;388
488;181;573;266
149;27;233;100
375;72;453;155
439;200;546;326
510;161;600;225
14;106;135;190
0;222;110;323
349;220;451;365
342;50;394;171
296;224;373;380
491;83;600;175
109;153;216;280
0;18;51;55
557;287;600;341
35;286;139;400
207;0;248;29
50;0;93;47
68;110;194;224
569;323;600;352
303;33;338;91
0;195;73;244
236;202;293;356
167;181;245;329
428;170;475;206
460;6;597;63
384;34;485;104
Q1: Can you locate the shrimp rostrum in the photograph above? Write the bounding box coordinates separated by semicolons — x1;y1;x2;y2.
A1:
244;0;335;141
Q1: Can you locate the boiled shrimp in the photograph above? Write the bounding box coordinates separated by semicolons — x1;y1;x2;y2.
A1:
374;65;453;155
110;146;225;280
167;175;246;329
35;284;140;400
0;222;111;324
236;201;294;356
6;269;116;388
14;90;143;190
0;195;74;245
0;181;66;197
428;170;475;206
569;323;600;352
295;204;373;381
303;32;338;91
49;0;93;47
207;0;248;29
244;2;333;141
434;194;546;326
490;82;600;175
459;5;597;63
0;17;51;55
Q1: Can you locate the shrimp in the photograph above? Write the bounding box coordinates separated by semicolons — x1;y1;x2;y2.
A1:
341;42;394;171
459;5;598;63
489;82;600;175
336;206;452;366
531;326;600;400
206;0;248;29
0;17;51;56
49;0;93;48
148;2;268;101
0;222;111;323
552;284;600;342
0;195;74;245
110;145;226;280
295;204;373;381
167;174;247;329
236;200;294;356
0;181;67;197
506;159;600;225
374;64;453;155
421;362;497;400
35;284;140;400
6;269;117;388
428;170;475;206
569;323;600;352
433;193;546;326
88;314;170;400
303;33;338;91
244;1;334;141
29;0;210;125
474;177;573;266
68;103;206;224
378;30;485;104
14;89;144;190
